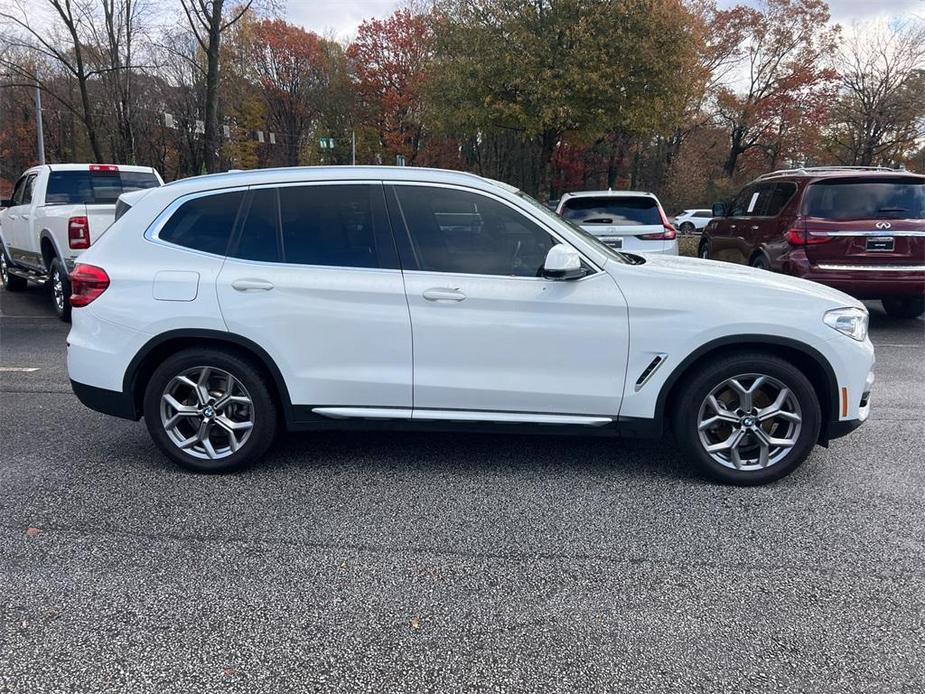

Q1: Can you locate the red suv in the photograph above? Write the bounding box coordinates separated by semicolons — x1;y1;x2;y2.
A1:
701;167;925;319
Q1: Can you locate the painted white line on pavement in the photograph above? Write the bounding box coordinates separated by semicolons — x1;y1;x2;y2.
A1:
0;367;40;372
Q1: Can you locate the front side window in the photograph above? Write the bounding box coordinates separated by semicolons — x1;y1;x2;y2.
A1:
158;191;244;256
10;175;28;204
393;186;556;277
802;177;925;220
20;175;36;205
561;196;661;226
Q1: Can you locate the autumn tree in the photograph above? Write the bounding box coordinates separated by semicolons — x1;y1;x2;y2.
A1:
713;0;840;177
428;0;697;200
347;8;434;166
827;19;925;166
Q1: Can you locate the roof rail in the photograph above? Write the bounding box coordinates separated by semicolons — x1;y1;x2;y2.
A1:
755;165;905;180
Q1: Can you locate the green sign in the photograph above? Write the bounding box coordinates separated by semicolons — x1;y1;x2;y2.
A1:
319;137;336;149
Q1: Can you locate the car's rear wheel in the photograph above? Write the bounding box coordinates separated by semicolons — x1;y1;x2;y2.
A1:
143;348;278;473
680;222;695;235
49;258;71;322
0;249;27;291
673;353;821;485
881;296;924;320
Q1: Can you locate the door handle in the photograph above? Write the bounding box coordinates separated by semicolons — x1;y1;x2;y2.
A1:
7;214;17;220
750;225;760;230
422;287;466;302
231;278;274;292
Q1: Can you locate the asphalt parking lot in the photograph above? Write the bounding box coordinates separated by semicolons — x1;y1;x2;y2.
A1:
1;284;923;693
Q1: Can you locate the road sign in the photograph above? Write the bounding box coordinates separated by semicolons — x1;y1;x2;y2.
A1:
320;137;336;149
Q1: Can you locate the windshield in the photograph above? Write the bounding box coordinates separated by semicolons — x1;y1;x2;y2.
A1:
803;178;924;220
515;191;628;264
561;196;661;225
45;170;160;205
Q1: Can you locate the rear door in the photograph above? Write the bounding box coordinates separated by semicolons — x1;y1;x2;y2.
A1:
216;182;413;414
801;176;925;266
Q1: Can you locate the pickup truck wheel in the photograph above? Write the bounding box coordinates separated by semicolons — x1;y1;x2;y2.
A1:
49;258;72;322
143;348;278;473
0;250;27;291
881;296;924;320
673;353;821;486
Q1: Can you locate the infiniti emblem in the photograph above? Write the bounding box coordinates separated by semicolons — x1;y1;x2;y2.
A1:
876;221;892;230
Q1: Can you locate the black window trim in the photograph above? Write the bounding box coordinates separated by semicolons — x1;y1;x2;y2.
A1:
384;180;602;280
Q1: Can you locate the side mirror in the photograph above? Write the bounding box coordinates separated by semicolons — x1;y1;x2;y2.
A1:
543;244;584;280
0;199;14;208
711;202;726;217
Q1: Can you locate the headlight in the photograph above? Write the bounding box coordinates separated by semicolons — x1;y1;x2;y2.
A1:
824;307;868;341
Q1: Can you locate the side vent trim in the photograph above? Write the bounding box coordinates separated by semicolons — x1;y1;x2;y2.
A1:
634;353;668;391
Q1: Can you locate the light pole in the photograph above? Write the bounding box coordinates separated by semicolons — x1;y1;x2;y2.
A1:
35;81;45;165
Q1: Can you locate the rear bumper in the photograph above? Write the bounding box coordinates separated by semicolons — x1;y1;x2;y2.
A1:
780;249;925;298
71;379;138;420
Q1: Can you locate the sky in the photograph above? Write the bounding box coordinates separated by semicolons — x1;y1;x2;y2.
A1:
285;0;924;42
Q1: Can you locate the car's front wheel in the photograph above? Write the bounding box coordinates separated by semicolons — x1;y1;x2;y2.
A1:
698;239;710;259
143;348;278;473
680;222;695;235
0;248;27;291
881;296;924;320
673;353;821;485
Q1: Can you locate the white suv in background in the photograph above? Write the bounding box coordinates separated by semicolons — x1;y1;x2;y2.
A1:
555;191;678;255
673;208;713;234
67;167;874;485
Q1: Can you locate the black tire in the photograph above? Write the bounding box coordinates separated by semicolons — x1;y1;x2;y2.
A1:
0;246;27;291
49;257;71;322
881;296;924;320
680;222;695;235
698;239;710;259
749;253;769;270
672;352;821;486
142;347;278;473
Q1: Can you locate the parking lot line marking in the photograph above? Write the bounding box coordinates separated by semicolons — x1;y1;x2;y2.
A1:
874;343;921;348
0;367;40;372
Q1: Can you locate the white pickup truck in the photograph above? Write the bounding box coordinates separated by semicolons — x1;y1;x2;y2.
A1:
0;163;163;320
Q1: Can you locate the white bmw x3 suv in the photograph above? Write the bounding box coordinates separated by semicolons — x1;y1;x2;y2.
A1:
67;167;874;484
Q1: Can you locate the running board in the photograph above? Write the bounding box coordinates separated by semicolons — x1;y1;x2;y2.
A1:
7;266;49;285
311;407;613;427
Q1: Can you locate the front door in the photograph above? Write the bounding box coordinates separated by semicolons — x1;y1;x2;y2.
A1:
387;184;629;418
3;173;37;264
216;183;413;415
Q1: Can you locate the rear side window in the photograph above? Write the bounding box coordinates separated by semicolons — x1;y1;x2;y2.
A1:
694;211;712;218
229;184;395;268
803;178;925;220
278;184;392;268
561;196;661;225
158;191;244;256
763;182;797;217
45;170;160;205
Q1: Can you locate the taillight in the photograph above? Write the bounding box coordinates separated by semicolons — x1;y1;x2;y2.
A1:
69;264;109;307
786;228;831;245
638;226;677;241
68;216;90;249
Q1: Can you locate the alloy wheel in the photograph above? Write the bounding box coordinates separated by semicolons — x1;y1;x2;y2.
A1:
0;254;8;285
51;266;65;312
160;366;255;460
697;373;802;471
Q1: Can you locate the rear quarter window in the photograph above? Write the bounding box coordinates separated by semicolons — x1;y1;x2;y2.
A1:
802;177;925;220
158;191;245;256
